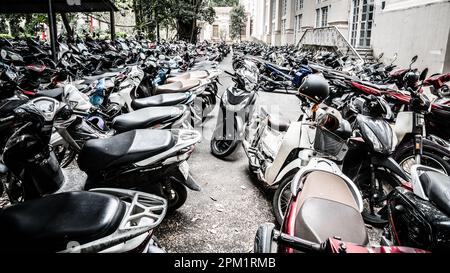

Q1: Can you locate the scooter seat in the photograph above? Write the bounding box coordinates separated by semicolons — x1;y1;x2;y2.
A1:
82;72;119;84
78;129;175;172
35;87;64;99
294;171;368;245
111;106;184;133
132;93;190;109
297;198;369;245
0;191;125;252
419;171;450;216
155;79;200;94
166;71;209;83
268;115;290;132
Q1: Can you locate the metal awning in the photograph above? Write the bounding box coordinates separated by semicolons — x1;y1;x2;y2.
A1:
0;0;118;61
0;0;118;13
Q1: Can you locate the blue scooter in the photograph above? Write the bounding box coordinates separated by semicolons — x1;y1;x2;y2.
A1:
260;59;312;93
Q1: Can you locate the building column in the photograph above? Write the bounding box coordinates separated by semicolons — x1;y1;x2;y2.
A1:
272;0;282;46
283;0;295;45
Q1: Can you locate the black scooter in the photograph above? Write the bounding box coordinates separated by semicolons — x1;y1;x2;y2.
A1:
382;164;450;252
0;188;167;253
0;97;201;212
342;95;410;227
210;66;259;158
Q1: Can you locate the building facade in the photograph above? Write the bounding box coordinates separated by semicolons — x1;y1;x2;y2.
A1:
198;1;252;42
249;0;450;72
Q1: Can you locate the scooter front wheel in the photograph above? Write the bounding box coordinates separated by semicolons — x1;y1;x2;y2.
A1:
273;175;294;226
163;182;188;213
210;137;240;158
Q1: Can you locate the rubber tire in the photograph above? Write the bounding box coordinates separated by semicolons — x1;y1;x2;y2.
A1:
254;223;276;253
210;137;240;158
393;143;450;175
165;182;188;214
353;170;400;228
272;175;294;226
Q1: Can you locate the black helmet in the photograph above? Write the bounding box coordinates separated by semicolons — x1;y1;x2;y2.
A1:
404;70;419;88
298;74;330;104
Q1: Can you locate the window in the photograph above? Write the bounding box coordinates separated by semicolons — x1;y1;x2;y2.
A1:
351;0;360;46
315;9;320;27
321;7;328;27
281;19;286;33
299;0;304;10
213;25;219;38
297;15;302;32
282;0;287;16
294;14;302;40
271;0;276;19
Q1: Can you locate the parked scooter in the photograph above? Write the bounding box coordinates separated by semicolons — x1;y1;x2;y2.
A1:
381;164;450;252
253;159;427;253
0;188;167;253
210;61;259;158
244;75;351;224
0;97;201;211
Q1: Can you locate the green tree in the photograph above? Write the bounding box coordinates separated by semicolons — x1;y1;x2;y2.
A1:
211;0;239;7
229;4;247;41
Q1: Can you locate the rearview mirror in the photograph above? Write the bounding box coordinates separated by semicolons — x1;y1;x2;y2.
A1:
391;53;398;65
420;68;429;81
410;55;418;69
378;53;384;60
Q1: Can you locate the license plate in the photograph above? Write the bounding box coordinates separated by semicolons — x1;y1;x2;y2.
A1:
179;161;189;180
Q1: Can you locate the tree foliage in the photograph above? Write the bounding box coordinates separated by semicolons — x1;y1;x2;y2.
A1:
0;0;222;43
229;4;247;41
0;13;47;37
211;0;239;7
128;0;217;43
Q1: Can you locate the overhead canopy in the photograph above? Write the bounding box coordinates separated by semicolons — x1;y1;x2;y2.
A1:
0;0;118;14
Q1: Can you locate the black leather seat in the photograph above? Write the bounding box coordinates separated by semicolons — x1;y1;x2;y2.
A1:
36;87;64;99
112;106;184;133
78;129;175;172
132;93;190;110
296;197;369;245
0;191;125;252
268;115;290;132
419;171;450;216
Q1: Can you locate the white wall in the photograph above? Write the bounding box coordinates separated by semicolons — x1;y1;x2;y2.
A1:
372;0;450;73
251;0;266;41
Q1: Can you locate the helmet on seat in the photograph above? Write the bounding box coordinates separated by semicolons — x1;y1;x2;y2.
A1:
298;74;330;104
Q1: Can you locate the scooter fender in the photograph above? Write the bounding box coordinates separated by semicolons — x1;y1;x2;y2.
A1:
422;138;450;158
182;174;202;191
273;159;303;185
234;115;245;139
221;114;244;141
372;156;410;182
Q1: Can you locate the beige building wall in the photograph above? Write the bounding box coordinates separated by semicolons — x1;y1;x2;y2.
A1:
371;0;450;73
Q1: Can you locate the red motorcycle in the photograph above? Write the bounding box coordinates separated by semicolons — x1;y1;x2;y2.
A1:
254;158;427;253
349;69;450;175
